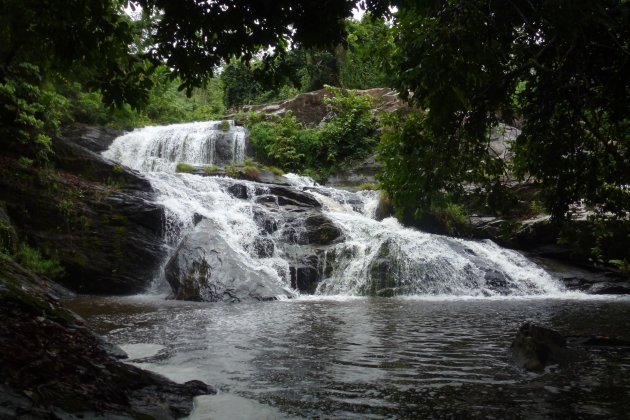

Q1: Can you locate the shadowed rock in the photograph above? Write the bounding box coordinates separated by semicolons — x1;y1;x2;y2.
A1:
0;257;213;419
0;127;166;295
510;323;577;371
165;219;294;302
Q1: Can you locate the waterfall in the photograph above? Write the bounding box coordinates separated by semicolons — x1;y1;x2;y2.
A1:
103;121;567;299
103;120;247;172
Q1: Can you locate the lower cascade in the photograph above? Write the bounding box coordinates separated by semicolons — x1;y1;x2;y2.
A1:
103;121;565;301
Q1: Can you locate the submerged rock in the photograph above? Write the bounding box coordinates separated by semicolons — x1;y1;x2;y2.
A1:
510;323;577;371
165;219;294;302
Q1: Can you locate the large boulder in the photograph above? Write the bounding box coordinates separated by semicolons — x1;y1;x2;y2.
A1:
61;124;125;153
0;257;213;419
325;156;383;191
241;87;407;125
165;219;294;302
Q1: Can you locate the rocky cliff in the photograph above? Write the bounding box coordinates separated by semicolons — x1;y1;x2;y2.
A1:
0;126;166;294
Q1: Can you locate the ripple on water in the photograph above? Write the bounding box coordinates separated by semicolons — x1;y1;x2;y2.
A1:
65;296;630;419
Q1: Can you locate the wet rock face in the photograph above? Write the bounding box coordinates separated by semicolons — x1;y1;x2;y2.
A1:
167;179;345;298
213;132;241;165
325;156;383;191
61;124;125;153
0;127;166;294
0;257;213;419
165;219;294;302
252;186;344;294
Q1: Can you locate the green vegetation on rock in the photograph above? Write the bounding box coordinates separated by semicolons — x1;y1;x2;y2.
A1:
176;163;195;173
246;87;378;182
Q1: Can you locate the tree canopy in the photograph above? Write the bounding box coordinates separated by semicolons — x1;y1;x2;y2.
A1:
2;0;629;225
380;0;630;221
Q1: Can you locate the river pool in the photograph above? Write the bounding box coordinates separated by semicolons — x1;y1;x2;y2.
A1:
66;295;630;419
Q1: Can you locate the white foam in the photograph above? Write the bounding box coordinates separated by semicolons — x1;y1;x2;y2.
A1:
187;394;285;420
119;343;165;360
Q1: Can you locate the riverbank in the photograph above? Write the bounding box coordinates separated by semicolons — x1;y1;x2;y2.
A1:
0;256;214;418
0;125;215;418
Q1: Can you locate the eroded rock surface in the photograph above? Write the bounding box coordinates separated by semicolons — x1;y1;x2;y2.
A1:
0;126;166;294
0;257;213;419
165;219;294;302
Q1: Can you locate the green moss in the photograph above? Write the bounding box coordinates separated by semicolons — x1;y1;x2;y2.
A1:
263;165;285;176
176;162;195;173
14;243;64;280
357;182;379;191
204;165;220;174
220;120;230;132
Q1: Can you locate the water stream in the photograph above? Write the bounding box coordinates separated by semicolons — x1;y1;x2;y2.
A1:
103;121;567;298
88;121;630;418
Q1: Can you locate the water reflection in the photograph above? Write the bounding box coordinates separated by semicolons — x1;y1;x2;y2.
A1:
66;296;630;419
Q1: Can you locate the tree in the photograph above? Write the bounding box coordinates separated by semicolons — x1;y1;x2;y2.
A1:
132;0;383;94
383;0;630;220
221;60;264;109
341;13;395;89
0;0;390;160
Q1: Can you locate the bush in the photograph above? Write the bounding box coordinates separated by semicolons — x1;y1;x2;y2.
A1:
243;164;261;179
204;165;220;174
357;182;379;191
245;88;379;180
176;162;195;173
14;243;64;280
318;87;377;165
429;203;471;236
264;165;285;176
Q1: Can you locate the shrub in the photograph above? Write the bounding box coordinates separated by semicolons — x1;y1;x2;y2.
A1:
225;165;239;177
204;165;220;174
429;203;471;236
243;164;261;179
245;88;379;180
357;182;379;191
15;243;64;280
264;165;285;176
176;162;195;173
318;86;378;166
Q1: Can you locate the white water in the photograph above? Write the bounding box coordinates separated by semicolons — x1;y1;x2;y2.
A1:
103;121;569;298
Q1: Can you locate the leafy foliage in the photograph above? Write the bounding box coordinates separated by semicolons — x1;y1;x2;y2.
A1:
341;14;395;89
246;88;378;180
133;0;378;94
1;0;391;162
388;0;630;221
0;63;71;162
14;243;64;280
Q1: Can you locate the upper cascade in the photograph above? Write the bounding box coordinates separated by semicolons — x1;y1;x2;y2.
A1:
102;122;569;300
103;120;246;172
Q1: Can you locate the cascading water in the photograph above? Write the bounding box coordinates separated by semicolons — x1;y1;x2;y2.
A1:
103;121;566;299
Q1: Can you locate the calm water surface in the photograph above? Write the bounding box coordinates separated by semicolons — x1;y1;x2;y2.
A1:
66;296;630;419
